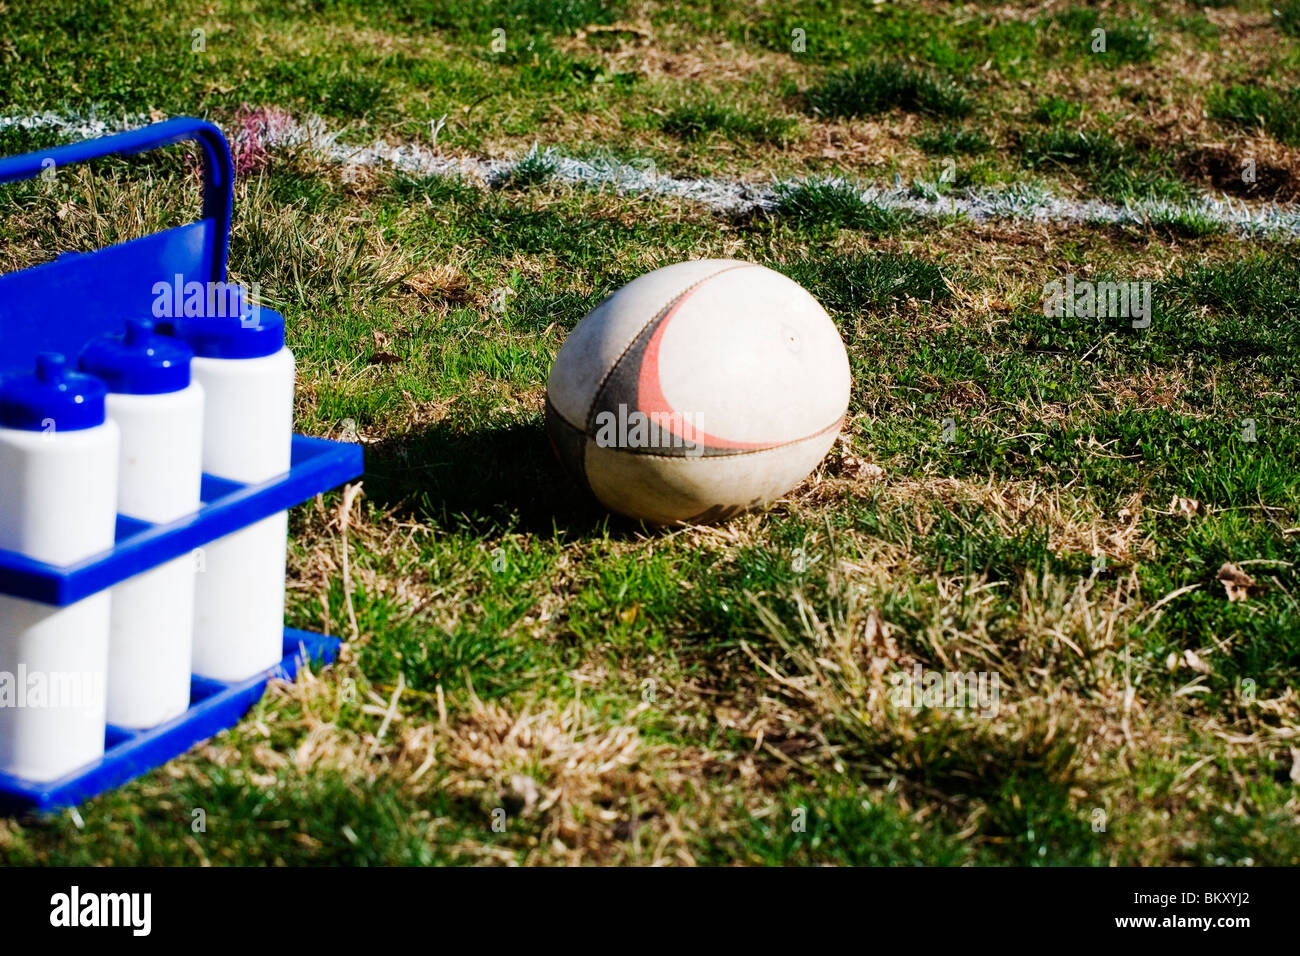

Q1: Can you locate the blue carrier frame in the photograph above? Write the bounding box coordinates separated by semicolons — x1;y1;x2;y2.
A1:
0;118;364;812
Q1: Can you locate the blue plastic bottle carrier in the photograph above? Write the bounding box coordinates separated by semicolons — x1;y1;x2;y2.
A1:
0;118;364;812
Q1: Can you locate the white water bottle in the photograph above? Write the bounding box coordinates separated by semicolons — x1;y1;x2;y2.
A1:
79;320;205;728
0;354;119;781
172;306;295;682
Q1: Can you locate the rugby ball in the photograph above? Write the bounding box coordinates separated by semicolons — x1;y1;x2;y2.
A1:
545;259;850;525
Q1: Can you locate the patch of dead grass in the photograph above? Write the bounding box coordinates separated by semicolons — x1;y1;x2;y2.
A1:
732;542;1299;862
798;448;1153;566
198;659;726;864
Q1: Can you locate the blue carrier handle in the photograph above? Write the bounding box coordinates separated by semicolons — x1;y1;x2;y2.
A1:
0;117;234;280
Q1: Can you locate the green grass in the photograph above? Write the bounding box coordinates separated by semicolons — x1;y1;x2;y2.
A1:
1052;8;1158;63
698;784;984;865
772;180;909;234
1143;205;1225;239
658;102;797;144
1210;84;1300;147
721;1;1060;77
914;126;991;156
1033;96;1084;125
501;146;559;186
0;124;70;157
2;0;1300;867
1019;128;1190;202
805;63;974;119
780;252;952;310
1276;0;1300;37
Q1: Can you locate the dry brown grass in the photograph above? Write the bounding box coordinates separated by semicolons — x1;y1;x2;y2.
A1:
0;164;198;272
191;658;741;864
730;533;1299;863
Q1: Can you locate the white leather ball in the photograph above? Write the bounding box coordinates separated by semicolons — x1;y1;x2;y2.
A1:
546;259;851;525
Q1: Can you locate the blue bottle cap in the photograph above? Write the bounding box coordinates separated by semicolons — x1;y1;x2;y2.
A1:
79;319;194;394
170;304;286;360
0;353;108;432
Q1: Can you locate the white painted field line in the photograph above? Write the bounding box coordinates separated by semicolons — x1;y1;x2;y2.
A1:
0;108;148;143
5;109;1300;237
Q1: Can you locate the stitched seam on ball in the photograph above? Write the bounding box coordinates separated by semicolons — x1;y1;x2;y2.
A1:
582;262;757;436
591;415;845;461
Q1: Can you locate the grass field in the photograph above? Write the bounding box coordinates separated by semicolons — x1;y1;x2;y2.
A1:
1;0;1299;865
